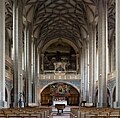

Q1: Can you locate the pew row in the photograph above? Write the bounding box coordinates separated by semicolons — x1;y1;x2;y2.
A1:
0;107;52;118
70;107;120;118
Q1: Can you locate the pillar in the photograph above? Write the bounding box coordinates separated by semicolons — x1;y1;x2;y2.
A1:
31;39;34;103
33;44;38;103
0;0;5;108
81;43;89;102
84;42;89;102
13;0;23;107
111;38;115;71
93;23;97;104
98;0;107;107
31;40;38;103
80;48;84;102
76;53;79;72
89;26;94;103
24;22;32;105
41;54;44;71
89;22;97;104
88;23;96;103
37;52;40;77
115;0;120;108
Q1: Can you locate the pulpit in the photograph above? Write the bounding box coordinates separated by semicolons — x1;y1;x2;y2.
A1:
55;104;65;114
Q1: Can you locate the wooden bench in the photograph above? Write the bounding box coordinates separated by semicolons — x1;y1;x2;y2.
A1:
0;107;52;118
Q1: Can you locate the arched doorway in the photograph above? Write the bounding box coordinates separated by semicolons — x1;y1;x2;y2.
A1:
5;88;8;102
95;88;111;107
10;88;14;108
40;82;80;106
112;87;116;103
95;90;98;107
107;89;111;107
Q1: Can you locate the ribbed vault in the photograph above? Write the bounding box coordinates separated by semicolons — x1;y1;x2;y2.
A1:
5;0;115;48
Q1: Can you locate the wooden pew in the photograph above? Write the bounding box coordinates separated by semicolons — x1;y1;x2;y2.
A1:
0;107;51;118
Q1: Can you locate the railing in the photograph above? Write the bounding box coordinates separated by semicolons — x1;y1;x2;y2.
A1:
39;72;81;80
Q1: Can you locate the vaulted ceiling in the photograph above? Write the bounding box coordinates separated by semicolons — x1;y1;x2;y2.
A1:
5;0;115;48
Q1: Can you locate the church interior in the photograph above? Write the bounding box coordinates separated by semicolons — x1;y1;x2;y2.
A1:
1;0;120;117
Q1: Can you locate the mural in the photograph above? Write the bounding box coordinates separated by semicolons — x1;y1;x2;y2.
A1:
50;83;70;96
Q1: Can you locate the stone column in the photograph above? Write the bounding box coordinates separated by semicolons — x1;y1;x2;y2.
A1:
89;23;97;104
98;0;107;107
37;52;40;77
111;39;115;71
31;41;38;103
93;23;97;105
0;0;5;108
31;39;34;102
80;48;84;102
89;24;94;103
76;53;79;72
24;22;32;105
84;42;89;102
81;43;89;102
41;54;44;71
33;44;38;103
83;46;86;101
78;50;81;105
108;44;111;73
13;0;23;107
115;0;120;108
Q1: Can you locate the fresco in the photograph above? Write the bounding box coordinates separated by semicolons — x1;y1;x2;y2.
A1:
50;82;70;96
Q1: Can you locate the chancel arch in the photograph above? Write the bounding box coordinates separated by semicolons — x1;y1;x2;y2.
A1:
39;81;80;106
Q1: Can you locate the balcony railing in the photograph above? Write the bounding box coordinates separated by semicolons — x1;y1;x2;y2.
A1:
39;72;81;80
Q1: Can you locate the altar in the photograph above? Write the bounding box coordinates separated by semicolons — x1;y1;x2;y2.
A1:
53;100;67;106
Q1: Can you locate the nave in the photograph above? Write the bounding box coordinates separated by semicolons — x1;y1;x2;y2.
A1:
0;0;118;109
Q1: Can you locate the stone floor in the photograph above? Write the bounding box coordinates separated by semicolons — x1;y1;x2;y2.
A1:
51;113;70;118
